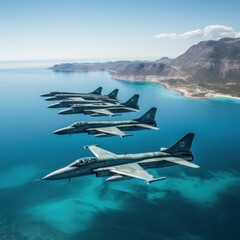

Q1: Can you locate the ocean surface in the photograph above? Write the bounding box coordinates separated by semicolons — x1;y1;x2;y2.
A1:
0;65;240;240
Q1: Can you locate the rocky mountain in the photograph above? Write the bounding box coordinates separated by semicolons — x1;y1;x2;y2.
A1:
155;57;174;65
170;38;240;96
50;38;240;98
50;60;187;81
172;38;240;81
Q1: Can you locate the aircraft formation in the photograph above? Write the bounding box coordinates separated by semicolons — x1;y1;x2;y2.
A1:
41;87;199;184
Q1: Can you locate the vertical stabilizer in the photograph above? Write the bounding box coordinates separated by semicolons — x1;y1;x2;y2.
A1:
107;89;119;99
163;133;195;153
91;87;102;95
124;94;139;109
136;107;157;123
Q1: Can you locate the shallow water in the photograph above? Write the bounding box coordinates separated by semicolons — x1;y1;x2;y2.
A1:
0;67;240;240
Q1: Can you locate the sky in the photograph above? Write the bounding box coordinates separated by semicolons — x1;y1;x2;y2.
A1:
0;0;240;61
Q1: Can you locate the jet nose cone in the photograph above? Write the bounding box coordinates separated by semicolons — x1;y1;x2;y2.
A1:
45;97;56;101
42;170;61;180
42;167;77;180
58;108;72;115
48;103;59;108
53;129;62;134
53;127;73;134
42;173;54;180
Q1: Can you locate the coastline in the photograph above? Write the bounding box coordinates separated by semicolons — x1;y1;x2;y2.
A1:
111;74;240;100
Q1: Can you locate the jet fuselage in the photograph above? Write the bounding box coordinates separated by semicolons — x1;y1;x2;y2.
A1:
45;94;117;101
58;103;138;115
53;120;157;135
41;91;80;97
48;99;106;108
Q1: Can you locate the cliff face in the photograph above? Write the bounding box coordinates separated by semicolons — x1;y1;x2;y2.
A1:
111;61;187;81
171;38;240;82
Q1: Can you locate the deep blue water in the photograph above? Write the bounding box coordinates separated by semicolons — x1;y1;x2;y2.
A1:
0;66;240;240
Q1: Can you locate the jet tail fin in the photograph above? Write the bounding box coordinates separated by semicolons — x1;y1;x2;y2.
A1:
136;107;157;123
163;133;195;153
124;94;139;109
107;89;119;99
91;87;102;95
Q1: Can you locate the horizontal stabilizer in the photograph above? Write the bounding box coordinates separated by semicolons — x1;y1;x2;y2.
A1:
146;177;166;184
165;157;200;168
160;147;168;151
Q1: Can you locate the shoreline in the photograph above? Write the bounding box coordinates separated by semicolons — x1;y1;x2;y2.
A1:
111;75;240;101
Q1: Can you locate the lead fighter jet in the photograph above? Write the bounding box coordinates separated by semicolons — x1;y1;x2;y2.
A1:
45;88;119;102
58;94;139;117
43;133;199;184
41;87;103;97
53;107;158;138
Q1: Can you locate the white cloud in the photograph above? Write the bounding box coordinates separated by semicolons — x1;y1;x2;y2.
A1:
154;33;178;39
154;25;240;40
179;29;203;39
203;25;240;39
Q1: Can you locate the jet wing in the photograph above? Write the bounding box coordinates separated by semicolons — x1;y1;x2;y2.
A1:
84;145;117;158
164;157;200;168
101;163;165;184
83;109;117;116
87;126;131;138
110;163;154;182
118;107;139;112
131;123;159;130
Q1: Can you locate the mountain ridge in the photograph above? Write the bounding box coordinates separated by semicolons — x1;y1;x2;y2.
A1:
50;38;240;98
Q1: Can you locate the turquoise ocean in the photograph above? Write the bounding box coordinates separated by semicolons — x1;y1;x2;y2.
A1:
0;63;240;239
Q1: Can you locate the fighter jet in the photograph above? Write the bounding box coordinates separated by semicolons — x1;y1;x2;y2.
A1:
53;107;158;138
47;89;119;108
48;98;106;108
45;88;119;102
41;87;102;97
58;94;139;117
42;133;199;184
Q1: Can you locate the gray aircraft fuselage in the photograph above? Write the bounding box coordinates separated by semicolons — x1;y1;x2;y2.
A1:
43;150;193;180
58;103;138;115
45;93;117;102
48;98;106;108
41;91;82;97
53;119;156;135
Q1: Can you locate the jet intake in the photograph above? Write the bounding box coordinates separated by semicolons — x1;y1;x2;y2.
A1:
95;169;112;177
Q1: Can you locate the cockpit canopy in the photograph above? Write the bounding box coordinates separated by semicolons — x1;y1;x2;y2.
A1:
69;157;97;167
72;104;82;108
71;122;86;127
